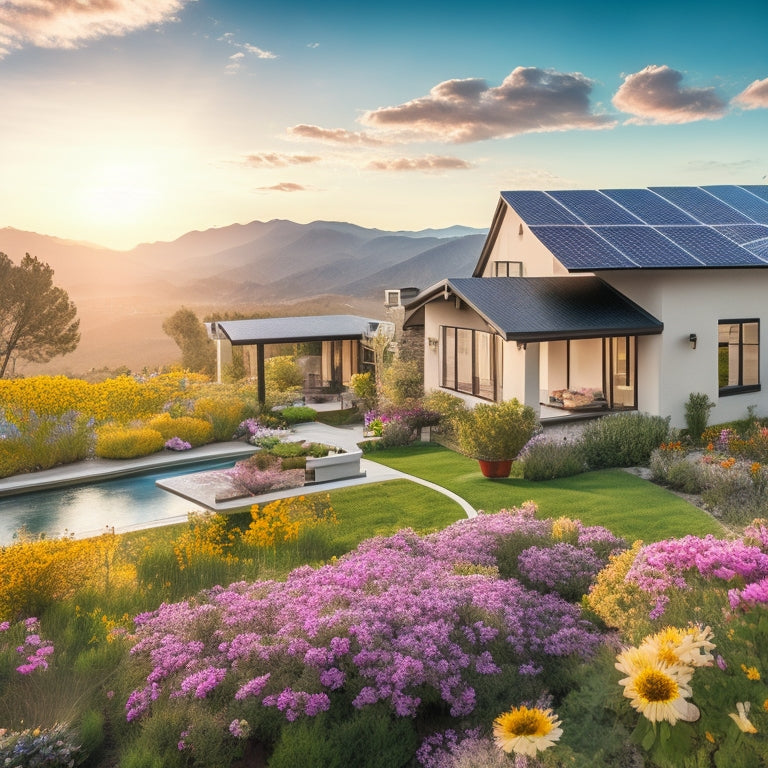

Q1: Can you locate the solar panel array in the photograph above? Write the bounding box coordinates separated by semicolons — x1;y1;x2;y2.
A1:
502;185;768;270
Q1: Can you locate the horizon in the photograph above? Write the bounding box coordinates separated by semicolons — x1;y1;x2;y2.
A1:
0;0;766;251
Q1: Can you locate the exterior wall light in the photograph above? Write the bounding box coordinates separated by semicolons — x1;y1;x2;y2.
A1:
689;333;697;350
428;337;439;350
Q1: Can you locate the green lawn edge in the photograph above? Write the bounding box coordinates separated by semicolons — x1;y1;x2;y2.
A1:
363;443;725;542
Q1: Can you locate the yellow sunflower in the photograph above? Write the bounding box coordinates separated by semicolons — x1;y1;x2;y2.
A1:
616;647;700;725
493;705;563;757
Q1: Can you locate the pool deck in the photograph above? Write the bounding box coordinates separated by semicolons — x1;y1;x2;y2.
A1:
0;421;478;520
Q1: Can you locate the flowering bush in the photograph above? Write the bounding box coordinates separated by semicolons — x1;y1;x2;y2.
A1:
124;506;603;759
0;723;82;767
94;424;165;459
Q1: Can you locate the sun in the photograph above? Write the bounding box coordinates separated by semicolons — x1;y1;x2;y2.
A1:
78;163;159;233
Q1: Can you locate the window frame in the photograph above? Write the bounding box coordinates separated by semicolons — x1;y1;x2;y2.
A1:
440;325;502;401
718;318;761;396
493;261;523;277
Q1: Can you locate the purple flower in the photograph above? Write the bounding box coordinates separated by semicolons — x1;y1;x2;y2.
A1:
165;437;192;451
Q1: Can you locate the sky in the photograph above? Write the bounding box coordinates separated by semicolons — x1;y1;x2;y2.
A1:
0;0;766;251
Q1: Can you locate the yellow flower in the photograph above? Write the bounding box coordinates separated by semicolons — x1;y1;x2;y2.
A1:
729;701;758;733
705;731;715;743
616;647;700;725
741;664;761;681
493;705;563;757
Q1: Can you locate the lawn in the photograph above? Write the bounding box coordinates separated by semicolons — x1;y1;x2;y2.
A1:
363;443;725;542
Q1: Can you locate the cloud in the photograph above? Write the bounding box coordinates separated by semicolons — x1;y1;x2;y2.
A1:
0;0;192;57
359;67;614;143
366;155;472;172
255;182;308;192
612;65;728;124
733;77;768;110
288;124;384;146
243;153;321;167
242;43;275;59
219;31;276;72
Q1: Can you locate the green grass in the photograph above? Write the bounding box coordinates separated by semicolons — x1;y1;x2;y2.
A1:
364;443;725;542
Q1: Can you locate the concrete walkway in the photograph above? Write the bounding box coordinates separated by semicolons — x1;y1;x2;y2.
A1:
0;421;477;523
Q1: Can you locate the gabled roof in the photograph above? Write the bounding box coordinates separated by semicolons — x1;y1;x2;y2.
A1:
404;276;663;342
210;315;383;345
474;185;768;275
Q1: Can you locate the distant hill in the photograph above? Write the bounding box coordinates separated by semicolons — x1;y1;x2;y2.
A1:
0;219;487;375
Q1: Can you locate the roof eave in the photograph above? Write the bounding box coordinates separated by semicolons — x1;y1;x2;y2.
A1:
505;324;664;343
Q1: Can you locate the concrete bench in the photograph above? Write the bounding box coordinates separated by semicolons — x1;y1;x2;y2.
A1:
305;449;364;483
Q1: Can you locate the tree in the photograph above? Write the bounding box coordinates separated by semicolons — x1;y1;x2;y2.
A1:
0;252;80;378
162;307;215;376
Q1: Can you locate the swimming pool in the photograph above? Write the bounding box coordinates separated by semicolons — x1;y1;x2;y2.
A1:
0;458;239;545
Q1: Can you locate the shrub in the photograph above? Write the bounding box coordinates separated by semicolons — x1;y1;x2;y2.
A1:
649;446;705;493
456;399;538;461
380;419;416;448
580;412;670;469
380;357;423;407
279;406;317;425
349;371;377;412
519;436;586;480
192;397;246;441
145;413;213;447
94;425;164;459
265;355;304;391
684;392;716;443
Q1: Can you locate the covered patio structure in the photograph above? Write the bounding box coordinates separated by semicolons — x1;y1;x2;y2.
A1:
207;315;390;404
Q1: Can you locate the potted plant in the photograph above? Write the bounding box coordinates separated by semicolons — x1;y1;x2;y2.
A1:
456;399;539;478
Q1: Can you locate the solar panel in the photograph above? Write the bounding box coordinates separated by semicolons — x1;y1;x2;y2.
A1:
501;191;580;225
650;186;753;224
601;188;698;224
528;226;634;270
656;226;766;266
741;186;768;204
703;186;768;224
592;226;702;267
714;225;768;245
547;190;643;225
743;238;768;261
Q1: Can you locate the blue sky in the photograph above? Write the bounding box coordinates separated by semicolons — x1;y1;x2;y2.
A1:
0;0;766;250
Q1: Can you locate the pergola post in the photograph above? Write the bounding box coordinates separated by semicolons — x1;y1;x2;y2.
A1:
257;343;266;405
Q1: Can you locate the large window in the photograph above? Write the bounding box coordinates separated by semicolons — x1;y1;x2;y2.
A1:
441;326;502;400
718;319;760;395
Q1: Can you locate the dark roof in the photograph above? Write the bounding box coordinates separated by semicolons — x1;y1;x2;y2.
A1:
404;276;663;342
210;315;384;345
475;185;768;274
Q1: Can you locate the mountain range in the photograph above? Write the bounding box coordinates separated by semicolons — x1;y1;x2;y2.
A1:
0;220;487;375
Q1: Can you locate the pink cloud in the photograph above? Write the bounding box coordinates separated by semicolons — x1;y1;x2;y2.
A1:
360;67;614;143
0;0;192;57
244;153;321;167
733;77;768;110
366;155;472;172
287;124;383;146
612;65;727;124
255;183;307;192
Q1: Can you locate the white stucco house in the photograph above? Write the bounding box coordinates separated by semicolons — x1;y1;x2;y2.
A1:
404;185;768;428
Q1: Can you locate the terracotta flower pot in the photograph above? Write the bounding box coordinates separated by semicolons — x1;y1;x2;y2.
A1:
478;459;513;478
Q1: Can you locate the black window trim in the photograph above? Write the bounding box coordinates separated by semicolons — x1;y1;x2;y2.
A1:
718;317;761;397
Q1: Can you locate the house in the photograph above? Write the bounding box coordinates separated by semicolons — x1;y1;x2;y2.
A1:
207;315;392;403
404;185;768;428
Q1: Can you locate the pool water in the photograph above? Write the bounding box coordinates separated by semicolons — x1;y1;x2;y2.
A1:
0;459;238;545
